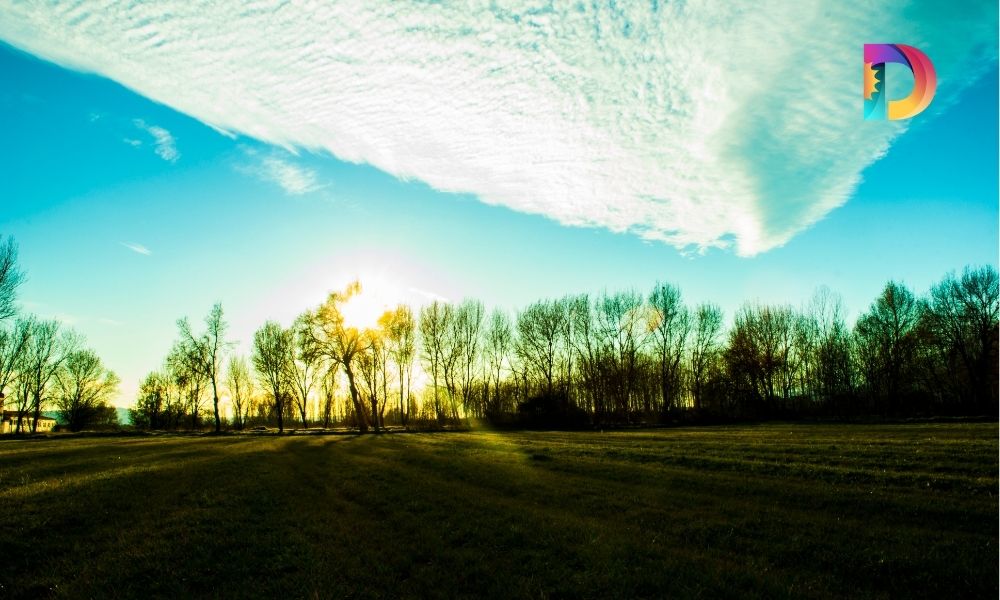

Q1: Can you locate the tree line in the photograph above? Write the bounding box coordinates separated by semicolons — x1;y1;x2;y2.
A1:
0;236;120;433
132;264;998;432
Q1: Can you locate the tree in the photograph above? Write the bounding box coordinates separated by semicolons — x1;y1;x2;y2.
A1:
318;360;338;428
252;321;294;433
923;266;999;414
690;303;723;413
382;305;416;426
593;291;647;421
453;299;484;419
854;282;922;414
0;235;25;322
806;288;853;413
289;315;321;429
226;355;255;430
0;317;32;403
419;300;451;424
167;340;208;429
304;282;371;432
178;303;229;432
356;328;386;432
53;348;119;432
726;304;796;415
19;319;73;433
516;299;567;398
648;282;689;413
483;308;513;416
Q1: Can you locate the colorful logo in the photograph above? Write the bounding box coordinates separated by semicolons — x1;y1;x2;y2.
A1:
864;44;936;120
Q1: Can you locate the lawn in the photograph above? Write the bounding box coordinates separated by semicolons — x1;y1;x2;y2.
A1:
0;423;996;599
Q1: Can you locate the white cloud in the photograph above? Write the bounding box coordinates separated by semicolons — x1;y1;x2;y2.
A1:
239;151;323;195
133;118;179;162
120;241;151;256
1;2;995;255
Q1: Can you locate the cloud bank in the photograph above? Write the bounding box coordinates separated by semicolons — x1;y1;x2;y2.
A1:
1;1;995;254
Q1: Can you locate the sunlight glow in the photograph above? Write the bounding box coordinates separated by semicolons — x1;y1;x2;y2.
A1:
338;274;406;330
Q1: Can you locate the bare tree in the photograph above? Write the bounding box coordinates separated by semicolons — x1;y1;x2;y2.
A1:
516;299;567;397
0;235;25;322
726;304;796;415
419;300;451;424
382;305;416;427
252;321;295;433
594;291;647;420
289;315;321;429
648;282;690;413
53;348;119;431
453;299;484;419
356;328;386;432
318;360;338;428
483;308;513;416
0;317;32;402
690;303;723;413
226;355;255;430
304;282;370;432
854;282;922;414
167;341;208;429
178;303;229;432
923;266;999;413
131;370;172;430
20;320;73;433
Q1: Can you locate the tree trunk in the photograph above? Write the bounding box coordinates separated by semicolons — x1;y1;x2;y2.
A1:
211;377;221;433
344;367;368;433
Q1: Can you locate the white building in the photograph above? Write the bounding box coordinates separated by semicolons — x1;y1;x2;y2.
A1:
0;393;57;433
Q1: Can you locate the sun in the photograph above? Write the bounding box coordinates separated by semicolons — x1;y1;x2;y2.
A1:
338;273;405;330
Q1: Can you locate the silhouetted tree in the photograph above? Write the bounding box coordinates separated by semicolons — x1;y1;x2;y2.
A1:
690;303;723;413
483;308;513;417
226;355;255;430
419;300;451;424
304;282;370;432
382;305;416;426
252;321;295;433
167;340;208;429
0;317;32;405
0;235;25;323
648;282;689;414
178;303;229;432
453;299;484;419
922;266;999;414
53;348;119;432
854;282;922;414
516;299;567;398
290;315;321;429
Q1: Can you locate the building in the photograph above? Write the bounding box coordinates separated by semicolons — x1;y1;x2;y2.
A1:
0;393;57;434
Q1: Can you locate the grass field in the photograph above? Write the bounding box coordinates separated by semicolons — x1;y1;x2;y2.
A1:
0;424;996;599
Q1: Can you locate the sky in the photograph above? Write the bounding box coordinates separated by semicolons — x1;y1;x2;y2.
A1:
0;1;997;407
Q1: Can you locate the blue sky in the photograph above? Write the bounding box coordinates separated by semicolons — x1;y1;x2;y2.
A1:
0;2;997;405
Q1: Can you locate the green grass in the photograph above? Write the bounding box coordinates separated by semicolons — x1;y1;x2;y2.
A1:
0;424;996;599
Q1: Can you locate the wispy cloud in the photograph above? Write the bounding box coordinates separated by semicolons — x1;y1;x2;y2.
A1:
408;287;450;304
2;2;995;254
238;148;324;195
133;118;179;162
120;241;151;256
